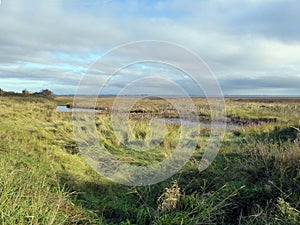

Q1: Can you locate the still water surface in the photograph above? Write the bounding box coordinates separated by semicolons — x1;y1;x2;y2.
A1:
56;106;241;131
56;105;102;113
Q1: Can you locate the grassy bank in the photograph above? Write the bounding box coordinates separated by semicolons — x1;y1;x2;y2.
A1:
0;96;299;224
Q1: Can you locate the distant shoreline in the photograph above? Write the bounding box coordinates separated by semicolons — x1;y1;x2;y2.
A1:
56;94;300;99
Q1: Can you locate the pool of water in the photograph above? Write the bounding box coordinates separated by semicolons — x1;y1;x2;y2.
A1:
56;105;102;113
56;106;242;131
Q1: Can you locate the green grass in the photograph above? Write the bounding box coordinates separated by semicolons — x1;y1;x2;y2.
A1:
0;96;299;224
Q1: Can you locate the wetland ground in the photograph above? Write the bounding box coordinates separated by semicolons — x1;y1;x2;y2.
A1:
0;95;299;224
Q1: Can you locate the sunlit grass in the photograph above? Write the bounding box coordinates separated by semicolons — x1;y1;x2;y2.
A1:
0;96;299;224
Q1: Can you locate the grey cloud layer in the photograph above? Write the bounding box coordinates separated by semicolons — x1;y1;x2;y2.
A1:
0;0;299;95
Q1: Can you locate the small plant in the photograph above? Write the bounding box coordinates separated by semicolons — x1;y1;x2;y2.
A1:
276;197;300;224
232;130;242;137
157;180;181;212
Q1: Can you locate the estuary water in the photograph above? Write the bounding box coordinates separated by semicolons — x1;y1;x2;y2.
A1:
56;105;102;113
56;106;241;131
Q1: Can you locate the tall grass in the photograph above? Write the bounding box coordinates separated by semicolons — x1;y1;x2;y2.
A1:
0;96;299;224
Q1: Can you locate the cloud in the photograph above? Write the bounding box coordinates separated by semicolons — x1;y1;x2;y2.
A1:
0;0;299;95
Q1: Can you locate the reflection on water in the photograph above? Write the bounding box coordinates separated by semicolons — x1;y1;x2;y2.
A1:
56;106;241;131
56;106;102;113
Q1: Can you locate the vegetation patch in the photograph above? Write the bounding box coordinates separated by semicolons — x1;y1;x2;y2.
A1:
0;96;299;224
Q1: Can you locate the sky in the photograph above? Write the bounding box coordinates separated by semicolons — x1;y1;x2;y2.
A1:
0;0;299;96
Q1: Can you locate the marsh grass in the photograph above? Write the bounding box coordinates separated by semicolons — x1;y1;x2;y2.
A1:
0;96;299;224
